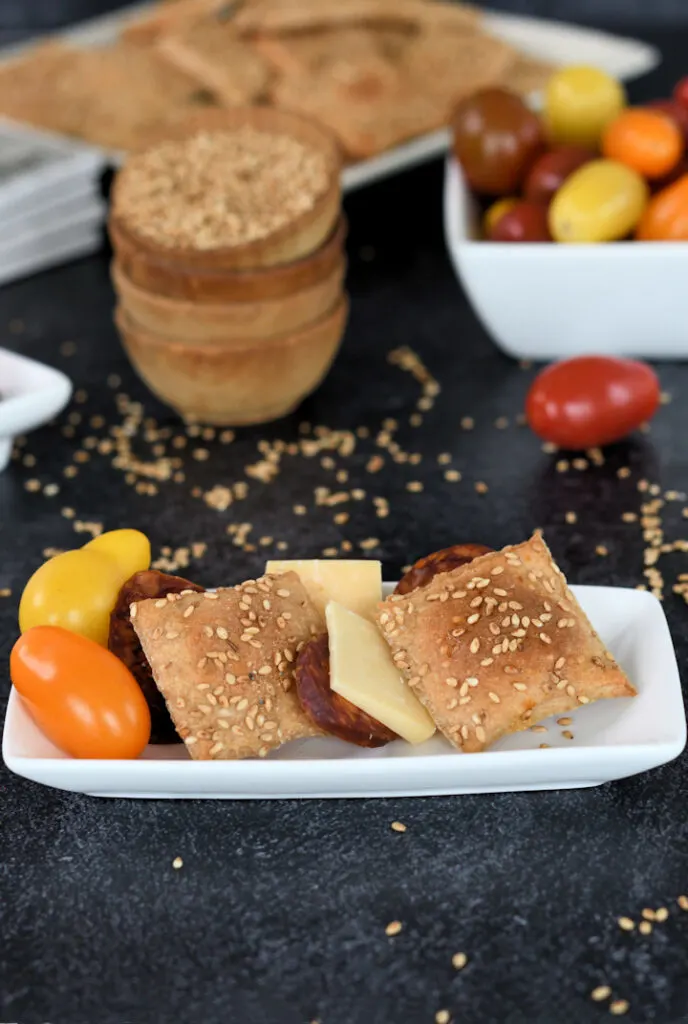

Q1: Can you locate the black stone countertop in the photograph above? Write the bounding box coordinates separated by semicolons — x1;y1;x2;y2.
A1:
1;24;688;1024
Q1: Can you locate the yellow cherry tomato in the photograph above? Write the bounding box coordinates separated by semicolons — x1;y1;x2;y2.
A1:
19;548;124;646
549;159;648;242
85;529;151;584
483;197;518;237
545;66;626;147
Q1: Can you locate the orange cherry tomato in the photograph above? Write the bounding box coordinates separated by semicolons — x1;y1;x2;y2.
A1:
636;173;688;240
11;626;151;758
602;109;684;179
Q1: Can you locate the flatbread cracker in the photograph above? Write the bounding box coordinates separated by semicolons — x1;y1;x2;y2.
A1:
156;21;271;104
377;533;636;753
0;41;220;151
132;572;324;760
236;0;481;37
401;28;517;114
121;0;232;46
272;55;444;159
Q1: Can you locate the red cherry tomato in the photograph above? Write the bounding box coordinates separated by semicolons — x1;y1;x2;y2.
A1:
489;201;552;242
11;626;151;758
526;356;660;450
672;76;688;110
647;99;688;145
523;145;595;205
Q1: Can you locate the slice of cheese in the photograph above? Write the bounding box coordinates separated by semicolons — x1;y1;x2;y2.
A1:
326;600;436;745
265;559;382;621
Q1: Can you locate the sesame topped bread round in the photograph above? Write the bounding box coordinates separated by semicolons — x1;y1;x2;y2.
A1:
110;106;342;270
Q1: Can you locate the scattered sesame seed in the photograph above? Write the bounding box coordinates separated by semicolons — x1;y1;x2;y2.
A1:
406;480;423;493
596;545;608;556
452;952;468;970
638;921;652;935
591;986;611;1002
385;920;402;937
435;1011;451;1024
475;481;488;494
609;999;629;1016
565;511;577;524
655;907;669;922
678;895;688;910
172;857;183;870
390;821;407;833
0;588;11;598
617;916;635;931
461;417;474;430
444;469;461;482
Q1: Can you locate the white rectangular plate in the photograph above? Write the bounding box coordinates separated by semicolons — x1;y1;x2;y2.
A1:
0;5;660;193
2;585;685;799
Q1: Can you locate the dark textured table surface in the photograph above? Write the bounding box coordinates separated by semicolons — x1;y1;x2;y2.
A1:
1;20;688;1024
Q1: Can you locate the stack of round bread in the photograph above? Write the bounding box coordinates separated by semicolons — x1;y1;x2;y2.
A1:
109;107;347;425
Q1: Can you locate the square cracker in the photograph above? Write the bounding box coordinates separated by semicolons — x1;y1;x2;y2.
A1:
132;571;324;760
377;533;636;753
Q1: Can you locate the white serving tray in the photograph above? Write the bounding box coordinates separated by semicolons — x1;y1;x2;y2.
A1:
0;348;72;470
443;155;688;360
0;4;660;193
2;585;684;799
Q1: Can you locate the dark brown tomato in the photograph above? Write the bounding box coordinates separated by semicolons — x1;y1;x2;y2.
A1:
295;633;397;748
108;569;204;744
451;87;544;195
489;201;552;241
523;145;595;205
395;544;493;596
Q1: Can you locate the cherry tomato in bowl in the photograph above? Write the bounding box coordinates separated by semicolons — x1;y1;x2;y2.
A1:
523;145;595;206
489;201;552;242
483;197;518;237
637;174;688;240
672;76;688;110
526;356;660;450
451;87;544;195
11;626;151;758
602;108;684;180
647;99;688;146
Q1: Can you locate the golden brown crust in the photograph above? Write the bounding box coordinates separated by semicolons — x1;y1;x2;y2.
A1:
132;571;325;759
295;633;397;747
395;543;493;595
108;570;204;744
377;533;636;753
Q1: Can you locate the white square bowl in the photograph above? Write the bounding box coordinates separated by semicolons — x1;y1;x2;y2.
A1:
443;156;688;361
2;585;684;799
0;348;72;470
